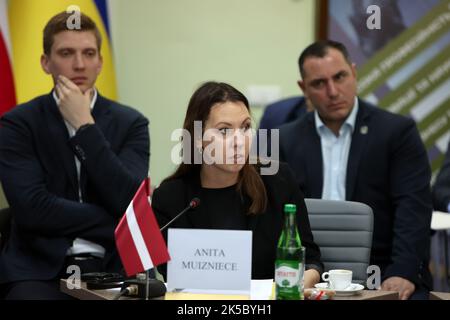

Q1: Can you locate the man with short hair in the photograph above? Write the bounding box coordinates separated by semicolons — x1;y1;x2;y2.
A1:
0;11;150;299
280;40;432;300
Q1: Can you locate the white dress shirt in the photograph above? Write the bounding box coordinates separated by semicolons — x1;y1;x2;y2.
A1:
315;98;359;201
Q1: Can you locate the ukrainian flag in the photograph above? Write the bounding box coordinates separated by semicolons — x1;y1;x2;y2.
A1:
8;0;117;103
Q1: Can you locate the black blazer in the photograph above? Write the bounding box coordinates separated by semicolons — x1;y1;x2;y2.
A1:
279;99;433;289
259;96;307;130
152;162;323;280
0;92;150;283
432;139;450;212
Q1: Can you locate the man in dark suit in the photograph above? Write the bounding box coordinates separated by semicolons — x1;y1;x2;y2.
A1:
259;96;310;130
279;40;432;300
433;139;450;213
258;97;312;158
0;12;149;299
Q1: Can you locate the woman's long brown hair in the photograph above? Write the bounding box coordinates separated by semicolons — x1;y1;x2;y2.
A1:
164;81;267;214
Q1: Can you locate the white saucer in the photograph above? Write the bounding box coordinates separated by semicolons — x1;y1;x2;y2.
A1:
314;282;364;296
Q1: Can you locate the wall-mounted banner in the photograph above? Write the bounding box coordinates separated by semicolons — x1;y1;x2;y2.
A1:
325;0;450;179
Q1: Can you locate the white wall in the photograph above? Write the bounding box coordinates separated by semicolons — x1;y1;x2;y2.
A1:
0;0;316;208
109;0;316;187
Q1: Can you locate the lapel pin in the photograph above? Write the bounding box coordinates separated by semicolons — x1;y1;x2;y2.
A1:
360;126;368;135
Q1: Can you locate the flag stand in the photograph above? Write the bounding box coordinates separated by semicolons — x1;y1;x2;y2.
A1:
145;269;150;300
115;178;170;297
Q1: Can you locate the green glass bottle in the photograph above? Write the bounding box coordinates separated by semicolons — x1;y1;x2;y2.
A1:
275;203;304;300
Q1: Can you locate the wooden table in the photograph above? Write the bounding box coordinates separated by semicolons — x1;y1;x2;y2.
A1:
332;289;398;300
60;279;398;300
429;291;450;300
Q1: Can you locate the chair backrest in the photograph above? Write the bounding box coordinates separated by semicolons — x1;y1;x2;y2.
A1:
305;199;373;285
0;207;12;250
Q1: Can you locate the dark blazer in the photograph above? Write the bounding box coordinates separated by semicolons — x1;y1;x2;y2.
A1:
0;92;150;283
279;99;433;289
258;97;309;157
259;96;307;130
432;139;450;212
152;162;323;279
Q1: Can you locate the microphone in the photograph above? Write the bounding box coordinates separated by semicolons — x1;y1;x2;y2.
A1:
159;197;200;232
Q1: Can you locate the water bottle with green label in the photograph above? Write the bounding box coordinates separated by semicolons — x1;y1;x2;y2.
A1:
275;203;304;300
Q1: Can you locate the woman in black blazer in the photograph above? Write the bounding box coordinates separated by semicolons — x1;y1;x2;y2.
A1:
152;81;322;288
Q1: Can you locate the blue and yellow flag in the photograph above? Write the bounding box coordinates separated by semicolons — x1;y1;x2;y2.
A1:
8;0;117;103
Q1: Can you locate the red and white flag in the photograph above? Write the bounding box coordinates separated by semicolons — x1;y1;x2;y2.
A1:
115;178;170;277
0;0;16;116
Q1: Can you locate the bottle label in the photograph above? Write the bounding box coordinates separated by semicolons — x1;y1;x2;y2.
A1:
275;260;301;287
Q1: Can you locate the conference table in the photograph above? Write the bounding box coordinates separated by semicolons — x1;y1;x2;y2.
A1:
60;279;398;300
60;211;450;301
429;291;450;300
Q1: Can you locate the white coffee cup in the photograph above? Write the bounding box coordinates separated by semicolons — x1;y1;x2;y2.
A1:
322;269;352;290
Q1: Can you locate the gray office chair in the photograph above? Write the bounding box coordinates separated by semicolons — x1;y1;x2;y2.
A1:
305;199;374;285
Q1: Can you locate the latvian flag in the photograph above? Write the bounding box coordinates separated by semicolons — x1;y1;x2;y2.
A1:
115;178;170;277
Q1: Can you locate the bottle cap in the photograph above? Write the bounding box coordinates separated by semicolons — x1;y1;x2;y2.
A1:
284;203;296;214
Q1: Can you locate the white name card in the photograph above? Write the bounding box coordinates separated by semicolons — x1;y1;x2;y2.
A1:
167;228;252;294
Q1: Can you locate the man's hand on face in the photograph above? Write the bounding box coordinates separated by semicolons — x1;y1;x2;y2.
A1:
55;75;95;130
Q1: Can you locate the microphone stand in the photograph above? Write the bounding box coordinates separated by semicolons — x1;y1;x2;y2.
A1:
143;198;199;299
146;269;150;300
160;205;193;232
